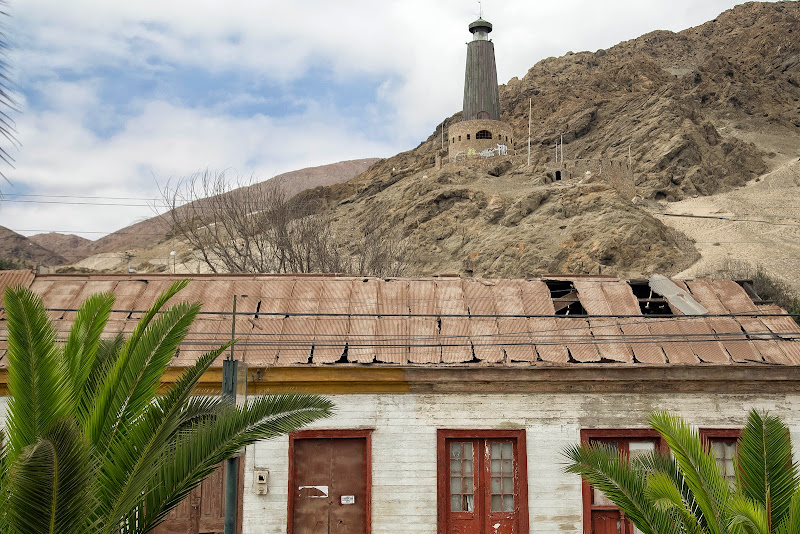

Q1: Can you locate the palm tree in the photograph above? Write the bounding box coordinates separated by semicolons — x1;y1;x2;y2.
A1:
564;410;800;534
0;280;334;534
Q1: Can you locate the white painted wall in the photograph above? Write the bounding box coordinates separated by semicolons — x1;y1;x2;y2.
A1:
242;392;800;534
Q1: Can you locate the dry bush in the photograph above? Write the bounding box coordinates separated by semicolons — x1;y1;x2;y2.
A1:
160;170;413;276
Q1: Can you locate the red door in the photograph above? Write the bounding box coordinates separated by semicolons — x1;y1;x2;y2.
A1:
289;432;371;534
441;433;527;534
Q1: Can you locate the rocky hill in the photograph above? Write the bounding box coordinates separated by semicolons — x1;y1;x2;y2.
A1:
28;232;94;263
0;226;67;267
294;1;799;278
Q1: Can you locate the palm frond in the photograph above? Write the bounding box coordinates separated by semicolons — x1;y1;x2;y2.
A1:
86;297;198;449
738;409;799;529
728;495;770;534
96;344;230;526
646;470;703;534
648;410;732;534
78;334;125;426
63;292;115;404
563;443;674;534
137;393;334;532
5;418;95;534
773;491;800;534
4;287;71;460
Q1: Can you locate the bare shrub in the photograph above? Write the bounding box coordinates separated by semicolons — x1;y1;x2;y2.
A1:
160;170;413;276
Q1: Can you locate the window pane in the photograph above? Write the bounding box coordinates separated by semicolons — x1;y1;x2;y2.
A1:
451;443;461;459
451;460;461;475
502;442;513;458
491;442;501;459
491;495;502;512
451;495;461;511
628;441;655;458
464;442;472;457
491;477;501;493
462;478;472;493
503;477;513;494
502;459;513;474
451;477;460;493
503;495;514;512
464;460;473;475
491;459;501;476
465;494;474;512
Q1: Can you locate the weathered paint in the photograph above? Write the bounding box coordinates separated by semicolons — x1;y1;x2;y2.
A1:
239;391;800;534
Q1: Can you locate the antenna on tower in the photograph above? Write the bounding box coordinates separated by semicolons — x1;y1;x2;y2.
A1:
476;0;483;18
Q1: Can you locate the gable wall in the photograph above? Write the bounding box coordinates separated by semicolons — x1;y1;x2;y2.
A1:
242;391;800;534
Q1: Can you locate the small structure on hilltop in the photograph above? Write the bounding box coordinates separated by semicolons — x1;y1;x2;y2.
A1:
448;17;514;163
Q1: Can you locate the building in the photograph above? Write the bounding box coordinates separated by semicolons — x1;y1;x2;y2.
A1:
0;271;799;534
449;18;515;162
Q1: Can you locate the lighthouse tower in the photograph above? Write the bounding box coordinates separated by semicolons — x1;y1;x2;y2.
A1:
449;17;513;161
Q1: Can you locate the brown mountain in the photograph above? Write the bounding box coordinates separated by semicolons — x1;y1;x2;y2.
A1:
0;226;67;267
28;233;94;263
294;1;799;278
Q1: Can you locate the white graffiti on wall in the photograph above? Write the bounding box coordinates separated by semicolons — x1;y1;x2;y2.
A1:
479;144;508;158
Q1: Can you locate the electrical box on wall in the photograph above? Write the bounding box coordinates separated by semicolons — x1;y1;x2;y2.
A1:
254;468;269;495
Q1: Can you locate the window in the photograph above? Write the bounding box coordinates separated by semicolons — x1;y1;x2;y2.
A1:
701;429;741;487
477;111;490;119
467;134;471;140
438;430;529;534
476;130;492;139
581;430;666;534
458;135;462;142
545;280;587;315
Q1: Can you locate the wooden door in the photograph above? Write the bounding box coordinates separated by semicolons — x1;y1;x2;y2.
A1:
152;462;240;534
444;438;522;534
291;436;369;534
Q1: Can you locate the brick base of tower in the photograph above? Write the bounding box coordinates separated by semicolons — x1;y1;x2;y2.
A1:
448;119;514;162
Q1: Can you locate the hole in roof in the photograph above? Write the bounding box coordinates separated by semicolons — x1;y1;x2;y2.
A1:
544;280;587;315
628;280;673;316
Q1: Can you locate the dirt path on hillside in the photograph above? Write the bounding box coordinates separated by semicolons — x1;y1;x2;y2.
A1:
653;155;800;292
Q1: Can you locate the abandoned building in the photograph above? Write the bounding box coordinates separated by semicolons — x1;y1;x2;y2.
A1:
449;17;514;162
0;270;799;534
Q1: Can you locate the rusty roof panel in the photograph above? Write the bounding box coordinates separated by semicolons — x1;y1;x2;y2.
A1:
379;279;409;315
37;280;87;320
462;279;496;315
436;279;467;315
685;280;728;314
752;338;790;365
129;280;175;319
493;281;536;362
589;318;632;362
246;317;282;365
277;280;321;364
436;280;472;362
601;282;642;316
109;280;147;321
408;317;439;364
648;319;698;364
0;269;35;317
350;279;379;315
348;318;377;363
774;341;800;365
757;304;799;340
559;318;601;362
63;280;119;321
251;279;295;315
408;280;435;314
529;317;568;363
519;280;555;315
707;316;761;363
462;280;503;362
678;318;730;364
620;320;666;364
376;317;408;364
174;317;229;367
711;280;757;312
313;280;351;363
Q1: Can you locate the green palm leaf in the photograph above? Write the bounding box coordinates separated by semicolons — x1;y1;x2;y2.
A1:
563;443;675;534
5;418;94;534
728;495;770;534
738;410;799;530
648;410;732;534
773;492;800;534
139;393;334;532
4;287;71;461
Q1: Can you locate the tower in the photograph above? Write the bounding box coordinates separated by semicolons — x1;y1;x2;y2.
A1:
448;17;513;161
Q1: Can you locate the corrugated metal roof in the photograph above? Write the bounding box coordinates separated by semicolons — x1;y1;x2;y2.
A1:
0;273;798;369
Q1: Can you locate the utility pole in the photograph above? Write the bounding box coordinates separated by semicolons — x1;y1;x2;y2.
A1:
441;121;445;150
527;98;531;166
223;295;239;534
560;134;564;164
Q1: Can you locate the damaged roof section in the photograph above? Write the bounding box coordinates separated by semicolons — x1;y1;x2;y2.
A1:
0;271;797;369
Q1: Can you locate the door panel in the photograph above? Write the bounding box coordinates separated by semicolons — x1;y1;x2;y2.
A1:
444;438;520;534
591;510;622;534
292;437;368;534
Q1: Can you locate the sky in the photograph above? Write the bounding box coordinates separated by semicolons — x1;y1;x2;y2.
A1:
0;0;759;240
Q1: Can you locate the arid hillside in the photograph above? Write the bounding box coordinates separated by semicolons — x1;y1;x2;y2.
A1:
0;226;67;267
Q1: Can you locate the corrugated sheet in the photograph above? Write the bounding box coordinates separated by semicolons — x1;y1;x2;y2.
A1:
0;273;799;369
